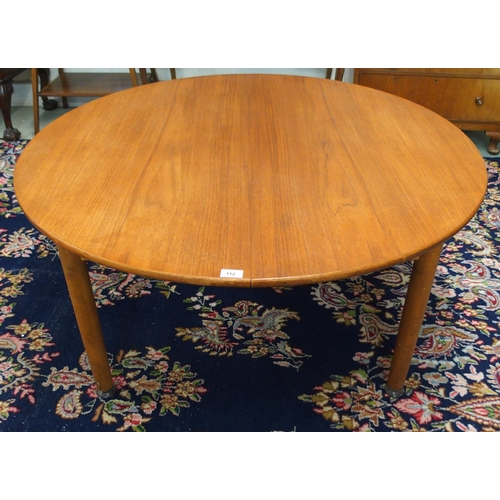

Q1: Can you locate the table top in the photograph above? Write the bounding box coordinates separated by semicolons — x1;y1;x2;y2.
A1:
14;74;487;287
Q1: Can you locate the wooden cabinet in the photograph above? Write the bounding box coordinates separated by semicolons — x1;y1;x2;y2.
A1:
353;69;500;154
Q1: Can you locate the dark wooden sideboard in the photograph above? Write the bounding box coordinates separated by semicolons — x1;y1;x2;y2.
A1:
0;68;54;141
353;68;500;154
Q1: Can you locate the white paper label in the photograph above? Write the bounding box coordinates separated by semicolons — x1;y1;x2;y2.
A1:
220;269;244;278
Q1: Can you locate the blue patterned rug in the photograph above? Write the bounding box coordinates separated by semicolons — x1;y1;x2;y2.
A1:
1;139;500;432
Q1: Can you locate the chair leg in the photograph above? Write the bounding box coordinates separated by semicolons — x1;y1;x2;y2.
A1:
334;68;345;82
129;68;139;86
38;69;58;111
150;68;159;83
170;68;177;80
58;69;69;108
139;69;148;85
31;68;40;135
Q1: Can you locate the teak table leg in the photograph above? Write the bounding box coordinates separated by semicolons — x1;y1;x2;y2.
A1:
58;245;116;398
385;244;443;397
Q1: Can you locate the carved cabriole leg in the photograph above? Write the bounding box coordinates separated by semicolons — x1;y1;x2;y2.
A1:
0;80;21;141
486;131;500;155
57;245;116;398
386;244;443;397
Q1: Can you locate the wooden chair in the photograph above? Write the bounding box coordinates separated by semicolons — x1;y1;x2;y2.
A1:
326;68;345;81
136;68;176;84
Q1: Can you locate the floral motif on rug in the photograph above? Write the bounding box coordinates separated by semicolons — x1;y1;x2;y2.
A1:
87;263;180;307
175;287;310;369
0;268;60;421
43;348;207;431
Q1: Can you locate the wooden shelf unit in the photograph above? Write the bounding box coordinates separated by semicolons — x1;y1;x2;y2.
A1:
37;71;139;97
31;68;174;135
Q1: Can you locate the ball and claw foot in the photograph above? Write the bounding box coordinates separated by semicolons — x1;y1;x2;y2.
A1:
486;132;500;155
3;128;21;141
42;98;58;111
385;384;404;398
97;384;117;399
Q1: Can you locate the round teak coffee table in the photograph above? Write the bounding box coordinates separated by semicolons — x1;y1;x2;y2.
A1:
14;74;487;398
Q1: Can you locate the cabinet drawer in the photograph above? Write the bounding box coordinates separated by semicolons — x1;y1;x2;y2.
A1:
361;68;500;77
356;73;497;122
482;79;500;121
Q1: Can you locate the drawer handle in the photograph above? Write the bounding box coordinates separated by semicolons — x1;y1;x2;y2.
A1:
475;96;483;106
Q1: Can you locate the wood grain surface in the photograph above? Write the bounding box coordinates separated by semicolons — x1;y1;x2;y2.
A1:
14;74;487;287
